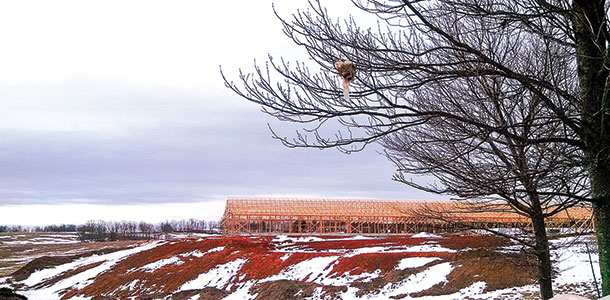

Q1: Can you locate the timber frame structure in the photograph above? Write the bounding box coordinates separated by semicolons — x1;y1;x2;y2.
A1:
221;197;594;235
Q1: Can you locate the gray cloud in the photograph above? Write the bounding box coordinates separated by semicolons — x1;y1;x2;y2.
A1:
0;82;445;207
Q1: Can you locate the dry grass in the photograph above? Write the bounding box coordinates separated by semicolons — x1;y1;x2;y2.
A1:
412;249;538;297
0;232;140;277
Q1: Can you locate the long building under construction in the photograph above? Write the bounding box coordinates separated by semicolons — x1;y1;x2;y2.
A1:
221;197;593;235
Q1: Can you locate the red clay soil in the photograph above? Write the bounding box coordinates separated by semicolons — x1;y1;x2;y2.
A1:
18;234;530;299
329;252;448;277
62;236;343;299
36;261;104;290
437;234;511;250
300;236;433;251
63;237;243;298
239;251;337;281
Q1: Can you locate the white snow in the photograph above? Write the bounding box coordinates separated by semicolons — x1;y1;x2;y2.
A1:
116;279;140;292
271;235;377;244
4;238;78;245
139;256;183;272
66;296;93;300
20;241;163;300
181;250;205;258
274;243;456;256
552;236;601;286
303;287;325;300
272;235;325;243
319;269;381;286
347;244;456;256
339;262;454;299
39;234;79;238
180;246;225;259
412;232;443;239
179;258;247;291
222;281;257;300
423;281;488;300
261;256;340;284
468;283;538;300
382;262;453;296
8;233;602;300
396;257;441;270
204;246;226;254
0;277;10;289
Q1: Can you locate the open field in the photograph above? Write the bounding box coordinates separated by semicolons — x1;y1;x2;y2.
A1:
0;232;140;278
0;232;602;299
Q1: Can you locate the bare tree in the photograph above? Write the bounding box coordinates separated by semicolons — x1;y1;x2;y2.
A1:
138;221;154;238
381;67;589;297
222;0;610;295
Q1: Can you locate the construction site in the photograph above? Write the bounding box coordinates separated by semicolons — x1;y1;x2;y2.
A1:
221;197;594;235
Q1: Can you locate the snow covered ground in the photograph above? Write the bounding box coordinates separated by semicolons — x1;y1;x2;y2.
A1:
2;233;602;299
19;241;164;300
1;234;79;245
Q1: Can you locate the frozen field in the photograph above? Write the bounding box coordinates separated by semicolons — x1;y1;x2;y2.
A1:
0;232;601;299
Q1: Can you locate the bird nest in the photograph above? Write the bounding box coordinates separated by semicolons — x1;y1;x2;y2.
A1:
335;60;355;83
335;60;355;101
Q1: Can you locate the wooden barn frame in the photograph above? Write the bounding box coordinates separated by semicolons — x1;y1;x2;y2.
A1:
221;197;593;235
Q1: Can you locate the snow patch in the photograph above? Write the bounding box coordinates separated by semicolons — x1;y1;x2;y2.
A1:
261;256;339;284
5;239;78;245
272;235;325;243
412;232;443;239
222;281;257;300
179;258;247;291
346;244;456;257
341;262;454;299
181;250;205;258
204;246;226;254
552;237;600;286
140;256;183;272
180;246;225;259
320;269;381;286
20;241;163;300
117;279;139;292
396;257;441;270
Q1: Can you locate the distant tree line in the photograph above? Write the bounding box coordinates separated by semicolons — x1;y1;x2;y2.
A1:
0;219;222;242
0;225;28;233
76;219;222;242
0;224;78;233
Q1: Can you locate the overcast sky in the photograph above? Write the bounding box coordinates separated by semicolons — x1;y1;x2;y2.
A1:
0;0;448;226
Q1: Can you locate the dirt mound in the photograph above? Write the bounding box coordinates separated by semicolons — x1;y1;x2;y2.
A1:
170;288;228;300
252;280;346;300
0;287;27;300
10;256;74;282
10;247;127;282
412;249;537;297
350;266;429;297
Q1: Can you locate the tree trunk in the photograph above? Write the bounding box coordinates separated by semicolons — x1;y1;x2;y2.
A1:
573;0;610;294
530;214;553;299
530;200;554;299
593;169;610;295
